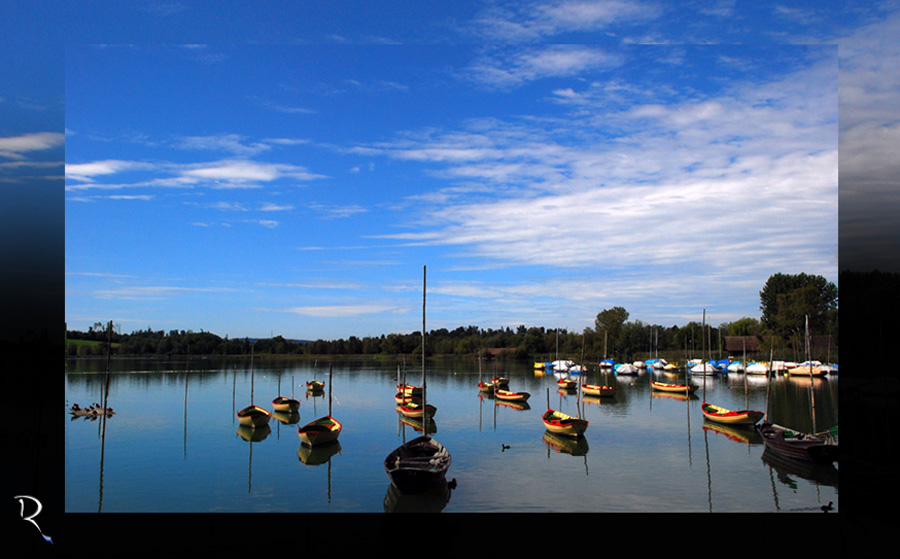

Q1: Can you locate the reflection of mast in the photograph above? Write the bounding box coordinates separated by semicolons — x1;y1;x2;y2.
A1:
704;424;712;512
184;372;189;459
98;320;113;513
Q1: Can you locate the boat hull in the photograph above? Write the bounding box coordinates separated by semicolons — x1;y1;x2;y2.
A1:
758;423;838;463
306;381;325;392
581;384;616;397
494;389;530;402
297;415;342;447
477;381;496;393
701;402;763;426
651;381;697;394
397;402;437;419
236;405;271;428
384;435;451;495
272;397;300;413
556;379;576;390
542;409;588;438
787;365;826;377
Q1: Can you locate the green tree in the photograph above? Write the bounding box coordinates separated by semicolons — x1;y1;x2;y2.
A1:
760;273;837;337
595;307;629;358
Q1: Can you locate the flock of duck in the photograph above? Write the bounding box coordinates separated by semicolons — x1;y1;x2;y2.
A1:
69;402;115;418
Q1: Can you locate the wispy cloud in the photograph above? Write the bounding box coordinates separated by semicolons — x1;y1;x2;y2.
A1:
93;285;238;300
464;0;660;42
283;304;401;317
66;157;328;191
463;45;623;88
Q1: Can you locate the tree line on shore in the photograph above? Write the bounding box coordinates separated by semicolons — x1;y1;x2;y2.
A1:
66;272;840;363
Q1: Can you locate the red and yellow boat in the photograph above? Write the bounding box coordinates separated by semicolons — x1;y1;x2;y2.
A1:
701;402;764;426
494;388;531;402
542;409;588;438
397;399;437;420
556;378;576;390
581;383;616;397
651;381;697;394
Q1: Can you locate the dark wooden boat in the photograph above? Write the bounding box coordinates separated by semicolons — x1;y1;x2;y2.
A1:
384;435;451;494
758;422;838;463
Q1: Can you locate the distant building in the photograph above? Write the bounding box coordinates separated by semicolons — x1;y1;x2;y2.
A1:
478;347;517;359
724;336;760;354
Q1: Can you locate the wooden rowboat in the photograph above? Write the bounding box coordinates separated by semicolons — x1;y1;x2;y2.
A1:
397;400;437;419
542;409;589;438
494;388;531;402
556;378;576;390
397;383;423;397
491;376;510;388
758;422;838;464
297;415;342;447
701;402;764;426
384;435;451;495
272;396;300;413
306;380;325;392
236;405;271;428
651;381;697;394
477;380;496;393
581;383;616;397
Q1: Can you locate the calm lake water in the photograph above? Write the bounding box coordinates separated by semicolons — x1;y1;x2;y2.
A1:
64;357;838;513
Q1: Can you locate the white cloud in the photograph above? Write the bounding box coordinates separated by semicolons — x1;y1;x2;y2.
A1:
66;159;147;182
0;132;65;160
285;304;398;317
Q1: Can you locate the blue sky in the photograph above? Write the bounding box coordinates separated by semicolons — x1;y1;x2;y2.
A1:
1;1;886;341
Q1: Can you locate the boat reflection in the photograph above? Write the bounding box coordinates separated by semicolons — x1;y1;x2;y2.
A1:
236;424;271;442
297;440;342;466
542;430;589;457
702;420;763;445
761;447;838;489
495;399;531;411
272;410;301;425
399;414;438;435
383;477;452;513
582;394;617;407
651;391;698;402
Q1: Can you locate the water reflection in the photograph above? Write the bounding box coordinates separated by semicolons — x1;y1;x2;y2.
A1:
66;358;838;513
384;477;452;513
297;440;342;466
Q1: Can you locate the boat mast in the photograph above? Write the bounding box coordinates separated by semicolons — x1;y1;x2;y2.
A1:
806;315;817;433
702;309;707;400
422;265;427;436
